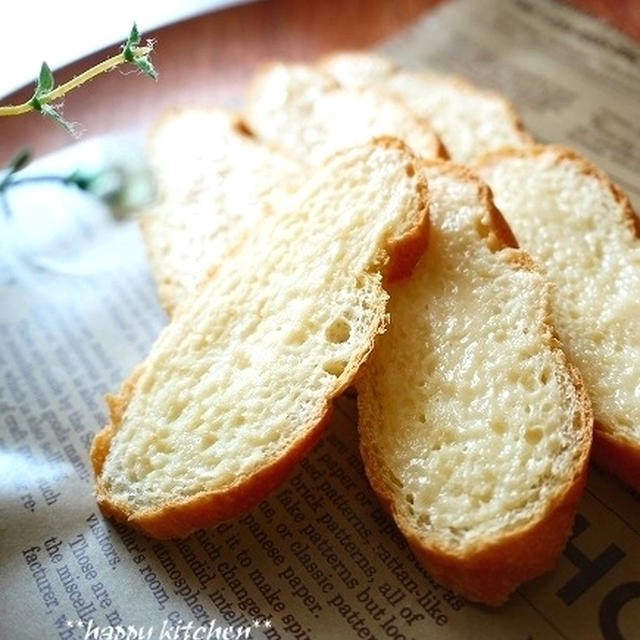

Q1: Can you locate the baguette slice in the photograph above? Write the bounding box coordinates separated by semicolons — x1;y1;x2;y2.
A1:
91;140;429;539
476;145;640;490
356;161;592;606
320;51;533;163
245;62;445;165
140;107;304;315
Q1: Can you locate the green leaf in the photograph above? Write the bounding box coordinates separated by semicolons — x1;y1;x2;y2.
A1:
40;104;76;136
0;149;32;191
28;61;55;110
121;22;157;78
122;22;140;62
133;53;158;79
65;168;97;191
9;149;32;174
37;62;55;95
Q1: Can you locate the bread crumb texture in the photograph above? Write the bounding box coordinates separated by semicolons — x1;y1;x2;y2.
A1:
246;62;443;164
358;163;589;552
140;108;303;314
97;142;427;518
320;52;532;162
477;147;640;444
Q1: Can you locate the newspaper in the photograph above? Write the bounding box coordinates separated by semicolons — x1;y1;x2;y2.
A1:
381;0;640;211
1;0;639;639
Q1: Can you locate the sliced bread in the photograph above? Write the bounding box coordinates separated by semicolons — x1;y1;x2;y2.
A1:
356;161;592;605
139;107;304;315
245;62;445;165
476;145;640;491
320;51;533;163
91;140;429;539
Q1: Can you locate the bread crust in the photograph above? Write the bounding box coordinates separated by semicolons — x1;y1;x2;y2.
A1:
359;358;590;606
592;422;640;492
475;144;640;491
93;402;336;539
357;161;593;605
92;140;430;539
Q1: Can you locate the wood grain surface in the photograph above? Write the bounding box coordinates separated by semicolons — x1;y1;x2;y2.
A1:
0;0;638;163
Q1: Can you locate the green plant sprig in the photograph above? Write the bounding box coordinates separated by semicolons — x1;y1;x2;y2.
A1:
0;146;154;221
0;23;157;134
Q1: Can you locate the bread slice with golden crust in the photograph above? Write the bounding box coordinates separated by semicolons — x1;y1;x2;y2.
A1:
245;62;446;164
319;51;533;163
91;140;429;539
139;107;304;315
476;145;640;491
356;161;592;605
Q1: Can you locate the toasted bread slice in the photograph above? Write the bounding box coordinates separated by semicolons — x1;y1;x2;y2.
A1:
476;145;640;490
139;107;304;315
91;140;429;538
356;161;592;605
245;62;445;164
320;51;533;163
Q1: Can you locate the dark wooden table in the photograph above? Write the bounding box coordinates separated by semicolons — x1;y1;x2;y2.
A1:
0;0;638;163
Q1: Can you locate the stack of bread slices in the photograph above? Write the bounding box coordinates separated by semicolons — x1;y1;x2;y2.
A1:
91;51;640;606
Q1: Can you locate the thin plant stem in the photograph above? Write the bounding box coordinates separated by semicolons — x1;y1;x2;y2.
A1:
0;47;152;117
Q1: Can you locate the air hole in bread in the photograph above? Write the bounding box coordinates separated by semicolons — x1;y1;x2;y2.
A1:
524;425;544;445
541;401;554;414
405;163;415;178
235;119;255;138
490;418;506;434
473;215;491;241
201;433;217;449
405;494;415;516
167;400;186;421
234;351;250;369
493;328;507;343
285;327;307;345
323;359;347;377
473;214;504;254
417;513;430;527
539;368;551;385
475;485;493;503
388;470;403;489
154;439;172;454
195;334;211;350
325;318;351;343
486;231;504;253
519;374;537;393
